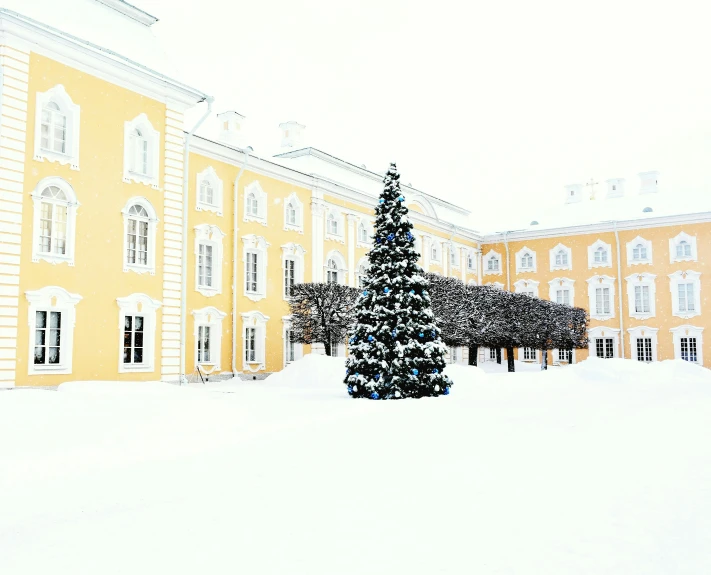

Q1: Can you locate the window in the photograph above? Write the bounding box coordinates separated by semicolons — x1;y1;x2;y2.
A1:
483;250;502;275
284;257;295;297
514;279;539;298
626;236;652;265
595;247;607;263
595;287;610;315
489;348;497;360
678;283;695;313
34;311;62;366
192;307;226;371
523;347;536;361
521;253;533;268
549;243;572;271
588;240;612;269
283;192;303;232
246;252;259;292
587;275;616;320
669;270;701;318
326;259;339;284
244;182;267;224
198;244;213;288
636;338;653;362
625;273;657;320
242;235;269;301
245;327;256;362
488;258;499;271
467;252;475;270
285;203;297;225
123;315;144;366
358;223;369;244
669;232;697;263
196;167;224;215
326;213;340;236
197;325;211;363
285;329;295;363
555;250;567;267
556;289;570;305
31;178;79;266
632;244;646;261
634;285;650;313
676;241;692;259
681;337;698;362
357;264;368;288
123;113;159;187
246;193;259;216
671;325;703;364
122;198;158;275
515;246;537;273
595;338;614;358
557;349;572;363
34;85;80;169
195;224;226;296
549;278;575;306
450;247;458;267
242;311;269;371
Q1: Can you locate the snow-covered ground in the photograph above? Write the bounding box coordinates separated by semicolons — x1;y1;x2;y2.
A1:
1;356;711;574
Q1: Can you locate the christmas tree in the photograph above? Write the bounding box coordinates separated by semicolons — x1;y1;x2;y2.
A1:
344;163;452;399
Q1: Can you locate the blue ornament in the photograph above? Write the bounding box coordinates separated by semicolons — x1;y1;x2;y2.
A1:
444;386;450;395
406;232;413;241
355;372;359;376
419;332;424;338
431;330;436;337
387;233;394;241
368;335;374;342
376;237;382;243
350;337;356;344
409;290;415;295
412;368;419;375
347;385;354;395
384;287;390;293
375;374;380;381
379;198;385;204
371;392;379;400
433;368;439;374
345;369;350;375
391;329;397;338
363;290;368;296
398;195;405;202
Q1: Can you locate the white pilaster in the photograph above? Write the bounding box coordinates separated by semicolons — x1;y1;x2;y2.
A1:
311;199;326;282
423;235;431;272
346;214;358;287
0;44;30;388
443;243;449;276
460;247;466;282
160;105;184;380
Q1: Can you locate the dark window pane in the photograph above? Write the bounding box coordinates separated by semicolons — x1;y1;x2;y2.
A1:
35;329;45;346
50;312;61;329
133;347;143;364
49;329;61;346
135;316;144;332
36;311;46;329
34;346;45;364
125;316;132;331
48;347;60;364
134;331;143;347
123;347;131;364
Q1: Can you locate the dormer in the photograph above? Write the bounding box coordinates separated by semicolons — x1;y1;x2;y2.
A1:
217;111;247;148
639;171;659;194
606;178;625;199
564;183;583;204
279;121;306;149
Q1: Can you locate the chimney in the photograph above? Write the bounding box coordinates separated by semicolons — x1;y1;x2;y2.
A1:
217;111;247;148
606;178;625;199
564;183;583;204
279;121;305;149
639;171;659;194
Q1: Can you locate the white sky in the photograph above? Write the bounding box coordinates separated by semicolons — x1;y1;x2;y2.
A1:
139;0;711;231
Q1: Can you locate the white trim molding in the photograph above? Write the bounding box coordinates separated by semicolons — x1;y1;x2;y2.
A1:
324;249;348;284
241;310;269;372
33;84;80;170
25;286;82;376
243;234;270;302
244;180;268;225
281;242;306;300
669;231;697;264
116;293;161;374
195;166;223;216
587;326;621;359
625;272;657;320
668;270;701;319
627;325;659;363
548;277;575;306
588;239;612;269
587;275;616;320
356;219;371;248
549;243;572;271
192;306;227;374
325;208;345;243
123;113;160;189
483;249;502;276
515;246;537;273
513;279;539;298
626;235;653;266
194;224;226;297
30;177;80;266
283;192;304;233
122;196;158;275
670;325;704;364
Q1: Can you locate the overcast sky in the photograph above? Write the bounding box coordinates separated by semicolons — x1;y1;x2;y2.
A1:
139;0;711;230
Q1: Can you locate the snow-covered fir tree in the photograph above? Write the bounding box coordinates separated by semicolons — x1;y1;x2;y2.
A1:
344;163;452;399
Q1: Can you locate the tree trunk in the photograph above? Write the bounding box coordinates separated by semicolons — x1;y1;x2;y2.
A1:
542;349;548;370
496;347;502;365
468;343;479;366
506;346;515;372
324;338;332;356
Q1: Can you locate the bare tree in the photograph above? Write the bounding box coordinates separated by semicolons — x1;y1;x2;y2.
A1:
288;282;359;356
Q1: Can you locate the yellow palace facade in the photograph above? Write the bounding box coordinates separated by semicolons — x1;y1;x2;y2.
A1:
1;0;710;387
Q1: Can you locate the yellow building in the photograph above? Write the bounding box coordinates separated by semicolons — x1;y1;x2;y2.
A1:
0;1;709;388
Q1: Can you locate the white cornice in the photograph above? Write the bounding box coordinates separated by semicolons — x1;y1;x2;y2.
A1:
94;0;158;26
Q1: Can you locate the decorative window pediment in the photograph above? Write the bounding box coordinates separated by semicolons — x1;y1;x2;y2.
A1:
483;249;501;275
195;224;226;297
196;166;223;215
116;293;161;373
627;235;653;266
588;239;612;269
669;232;697;263
625;273;657;320
122;197;158;275
516;246;537;273
242;310;270;372
282;242;306;299
668;270;701;319
123;113;160;188
31;177;80;266
548;277;575;306
244;181;267;225
34;85;81;170
513;279;539;298
587;274;616;320
192;306;227;373
549;243;572;271
243;234;270;302
283;192;304;233
324;249;347;284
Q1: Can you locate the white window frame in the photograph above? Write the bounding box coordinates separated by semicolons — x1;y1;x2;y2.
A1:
30;177;80;266
668;270;701;319
355;256;369;289
324;249;347;285
670;325;704;364
669;232;698;264
195;166;223;216
548;277;575;306
587;275;616;320
467;250;476;272
515;246;537;273
34;84;81;170
627;326;658;363
520;347;538;362
192;306;227;373
116;293;161;374
449;244;460;268
626;235;653;266
243;180;267;225
513;279;539;298
549;243;572;271
588;239;612;269
25;286;82;376
241;310;269;372
325;209;344;242
554;348;575;365
194;224;226;297
483;249;502;275
283;192;304;233
625;273;656;320
281;242;306;300
357;220;370;247
430;241;441;262
242;234;270;302
587;326;620;359
123;113;160;188
122;196;158;275
282;316;304;367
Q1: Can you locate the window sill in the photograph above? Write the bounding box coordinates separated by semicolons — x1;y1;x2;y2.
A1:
674;310;701;319
243;214;267;226
325;233;345;244
196;285;221;298
589;262;612;269
284;223;304;234
245;290;266;303
119;364;155;374
34;149;79;170
32;252;75;266
30;364;71;376
124;171;159;190
196;203;223;216
125;263;155;276
629;259;652;266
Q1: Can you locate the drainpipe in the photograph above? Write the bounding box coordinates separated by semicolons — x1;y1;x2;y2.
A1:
232;146;254;375
180;97;214;384
613;221;625;358
503;231;511;291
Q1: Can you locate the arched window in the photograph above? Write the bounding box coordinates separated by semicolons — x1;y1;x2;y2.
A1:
676;240;691;258
200;178;214;206
594;246;607;263
283;192;303;231
326;258;339;284
286;202;297;225
327;213;339;235
555;249;568;267
41;101;67;154
31;178;79;265
122;198;158;275
129;128;149;176
196;166;223;215
358;223;368;244
123;113;159;187
632;243;647;261
246;192;259;216
488;257;499;271
521;252;533;268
